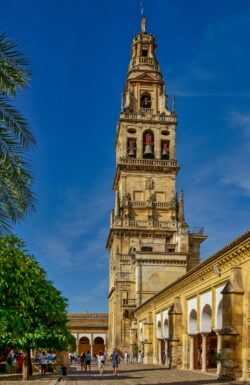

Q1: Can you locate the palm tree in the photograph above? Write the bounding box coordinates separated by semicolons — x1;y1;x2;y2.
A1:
0;33;36;233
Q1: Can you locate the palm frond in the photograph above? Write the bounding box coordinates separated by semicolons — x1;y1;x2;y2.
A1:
0;98;36;148
0;33;31;96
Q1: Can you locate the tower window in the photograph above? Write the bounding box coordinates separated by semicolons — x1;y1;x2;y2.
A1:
140;93;151;108
143;130;154;159
127;138;137;158
142;49;148;57
161;140;170;160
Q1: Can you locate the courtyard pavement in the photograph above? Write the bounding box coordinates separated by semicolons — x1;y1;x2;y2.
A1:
62;363;242;385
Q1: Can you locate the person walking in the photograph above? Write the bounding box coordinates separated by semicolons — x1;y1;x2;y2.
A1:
97;351;105;375
110;349;119;376
85;351;91;372
80;352;86;372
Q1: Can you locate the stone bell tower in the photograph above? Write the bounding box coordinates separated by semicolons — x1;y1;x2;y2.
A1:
107;16;207;352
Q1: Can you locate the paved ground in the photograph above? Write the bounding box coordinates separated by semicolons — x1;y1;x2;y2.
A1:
62;363;242;385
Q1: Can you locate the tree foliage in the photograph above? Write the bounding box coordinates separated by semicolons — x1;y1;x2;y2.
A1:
0;33;36;234
0;234;75;360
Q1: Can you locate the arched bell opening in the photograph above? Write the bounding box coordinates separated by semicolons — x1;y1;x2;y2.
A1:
161;140;170;160
140;92;151;109
143;130;154;159
78;336;90;354
93;337;105;355
127;138;137;158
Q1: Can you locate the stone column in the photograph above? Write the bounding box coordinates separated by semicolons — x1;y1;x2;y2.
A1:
76;334;80;353
189;335;195;370
168;296;183;369
219;266;244;381
216;330;222;376
201;333;208;373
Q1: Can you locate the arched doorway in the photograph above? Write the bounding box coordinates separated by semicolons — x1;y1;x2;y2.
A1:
78;336;90;354
93;337;105;355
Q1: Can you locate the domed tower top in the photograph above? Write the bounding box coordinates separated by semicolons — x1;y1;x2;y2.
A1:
128;16;160;73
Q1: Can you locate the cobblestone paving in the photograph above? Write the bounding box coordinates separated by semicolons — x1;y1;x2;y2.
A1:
63;363;241;385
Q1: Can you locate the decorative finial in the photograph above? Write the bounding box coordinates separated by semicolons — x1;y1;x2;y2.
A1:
172;96;176;114
141;1;146;32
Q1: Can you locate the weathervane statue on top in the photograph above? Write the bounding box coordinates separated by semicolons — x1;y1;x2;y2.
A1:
141;1;147;32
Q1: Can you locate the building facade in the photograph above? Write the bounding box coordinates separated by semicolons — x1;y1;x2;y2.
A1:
132;230;250;381
107;17;206;352
68;312;108;355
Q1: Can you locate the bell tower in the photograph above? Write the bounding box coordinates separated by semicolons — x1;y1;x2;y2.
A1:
107;17;207;352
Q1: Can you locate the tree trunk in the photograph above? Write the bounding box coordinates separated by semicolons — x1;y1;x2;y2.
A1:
22;350;29;381
27;349;32;376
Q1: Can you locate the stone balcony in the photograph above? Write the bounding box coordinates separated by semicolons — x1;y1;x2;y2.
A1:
119;111;177;122
123;200;176;210
129;56;159;71
111;216;177;231
118;157;178;168
121;298;137;307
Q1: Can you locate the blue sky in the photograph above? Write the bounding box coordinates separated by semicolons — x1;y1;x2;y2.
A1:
1;0;249;313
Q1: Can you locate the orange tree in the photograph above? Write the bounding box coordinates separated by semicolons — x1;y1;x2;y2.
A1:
0;234;75;380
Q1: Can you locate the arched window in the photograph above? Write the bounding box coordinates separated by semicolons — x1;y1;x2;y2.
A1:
189;309;197;334
157;321;161;338
143;130;154;159
127;138;136;158
79;336;90;344
140;93;151;108
216;300;223;330
94;337;104;345
163;319;169;338
201;304;212;332
161;140;170;160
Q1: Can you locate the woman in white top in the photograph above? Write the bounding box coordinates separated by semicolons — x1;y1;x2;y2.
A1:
138;350;143;363
97;351;105;375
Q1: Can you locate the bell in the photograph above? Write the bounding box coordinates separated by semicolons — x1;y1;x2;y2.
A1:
161;148;169;160
143;144;154;159
128;148;136;157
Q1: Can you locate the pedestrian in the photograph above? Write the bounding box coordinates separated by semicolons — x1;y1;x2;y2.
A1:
17;353;24;373
80;352;86;372
138;350;143;363
161;350;166;365
124;351;128;364
6;354;13;373
97;351;105;375
129;351;134;364
39;352;47;376
110;349;119;376
85;351;91;372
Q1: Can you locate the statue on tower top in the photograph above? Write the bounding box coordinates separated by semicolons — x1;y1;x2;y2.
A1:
140;1;147;32
141;16;147;32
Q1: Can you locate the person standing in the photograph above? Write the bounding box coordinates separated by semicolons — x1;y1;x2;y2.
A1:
124;351;128;364
40;352;47;376
97;351;105;375
129;351;134;364
80;352;86;372
85;351;91;372
110;349;119;376
138;350;143;364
